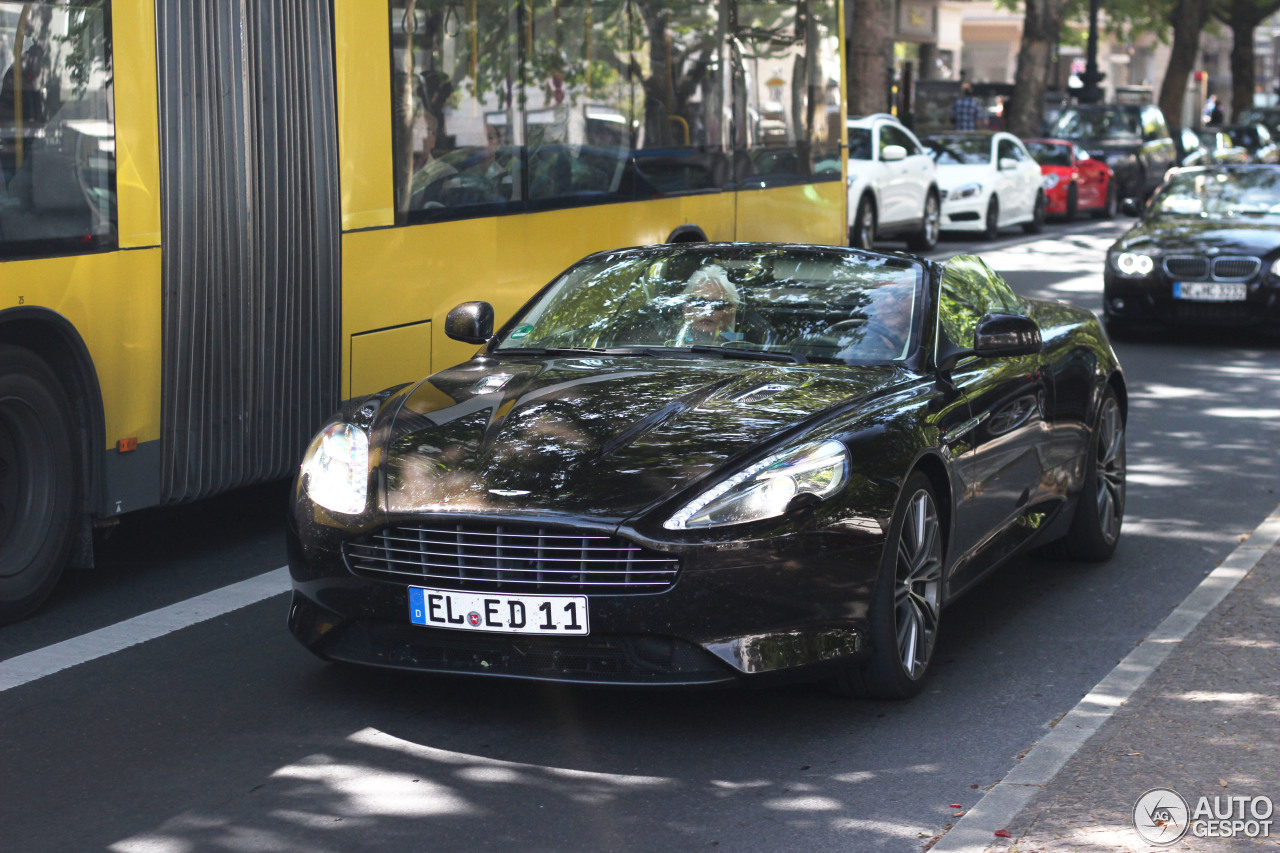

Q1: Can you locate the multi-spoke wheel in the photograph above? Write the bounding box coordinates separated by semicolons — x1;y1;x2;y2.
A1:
851;196;876;250
907;192;940;252
1061;389;1126;561
828;471;944;699
983;196;1000;240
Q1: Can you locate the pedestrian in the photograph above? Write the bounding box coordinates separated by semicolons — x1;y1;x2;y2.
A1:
951;83;982;131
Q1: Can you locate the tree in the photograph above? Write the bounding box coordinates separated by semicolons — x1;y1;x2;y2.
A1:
1213;0;1280;121
847;0;894;115
1006;0;1069;136
1158;0;1215;140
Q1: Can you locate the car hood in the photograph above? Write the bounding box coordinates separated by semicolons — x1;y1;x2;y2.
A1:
935;164;992;189
379;356;906;521
1115;217;1280;255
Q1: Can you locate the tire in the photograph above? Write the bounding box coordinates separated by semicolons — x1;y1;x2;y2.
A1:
828;471;944;700
0;345;79;623
906;191;940;252
1022;190;1046;234
851;195;876;250
1061;389;1126;561
1094;180;1118;220
1064;184;1078;222
982;196;999;241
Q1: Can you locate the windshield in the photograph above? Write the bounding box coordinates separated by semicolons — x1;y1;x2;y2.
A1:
1151;169;1280;218
495;246;925;362
1054;108;1141;138
1025;141;1072;167
923;135;990;165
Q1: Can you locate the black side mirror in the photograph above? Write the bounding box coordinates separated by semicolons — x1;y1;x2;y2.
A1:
1121;197;1142;217
973;313;1043;357
445;301;495;344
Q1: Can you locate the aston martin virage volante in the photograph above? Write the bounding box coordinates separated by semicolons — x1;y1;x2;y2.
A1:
288;243;1127;699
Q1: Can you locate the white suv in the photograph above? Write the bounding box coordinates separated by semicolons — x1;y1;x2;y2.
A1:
846;114;940;252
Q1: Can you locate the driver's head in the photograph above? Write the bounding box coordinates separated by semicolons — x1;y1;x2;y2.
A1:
869;281;914;333
681;265;740;337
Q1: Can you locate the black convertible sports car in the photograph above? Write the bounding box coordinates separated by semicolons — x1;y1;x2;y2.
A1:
288;243;1127;699
1104;165;1280;331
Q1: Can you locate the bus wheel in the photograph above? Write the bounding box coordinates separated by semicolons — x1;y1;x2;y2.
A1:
0;345;79;623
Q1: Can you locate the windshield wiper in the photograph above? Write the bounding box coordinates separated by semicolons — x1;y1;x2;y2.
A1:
687;345;805;363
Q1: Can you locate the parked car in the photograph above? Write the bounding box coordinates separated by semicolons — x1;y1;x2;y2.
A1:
845;113;940;251
288;242;1127;699
1104;164;1280;333
1218;123;1280;163
922;130;1045;239
1180;128;1248;167
1052;103;1176;206
1023;137;1117;220
1236;106;1280;138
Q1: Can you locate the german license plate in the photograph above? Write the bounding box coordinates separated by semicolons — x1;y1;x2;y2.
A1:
409;586;589;635
1173;281;1247;301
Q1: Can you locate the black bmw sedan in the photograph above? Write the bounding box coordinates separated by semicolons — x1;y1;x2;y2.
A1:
1104;165;1280;332
288;243;1127;699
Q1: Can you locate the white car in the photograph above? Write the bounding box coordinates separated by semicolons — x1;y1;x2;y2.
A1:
846;114;940;251
922;131;1046;240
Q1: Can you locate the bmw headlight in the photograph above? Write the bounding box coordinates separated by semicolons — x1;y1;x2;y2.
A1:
1270;257;1280;277
949;182;981;201
301;423;370;515
1112;251;1155;276
1042;173;1060;190
664;440;849;530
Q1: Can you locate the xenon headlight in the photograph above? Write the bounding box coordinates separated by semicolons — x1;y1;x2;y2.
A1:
948;182;981;201
1270;257;1280;277
1042;173;1060;190
301;422;370;515
664;440;849;530
1113;251;1154;276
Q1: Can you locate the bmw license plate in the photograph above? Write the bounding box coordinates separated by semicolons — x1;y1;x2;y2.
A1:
409;586;589;635
1173;281;1247;301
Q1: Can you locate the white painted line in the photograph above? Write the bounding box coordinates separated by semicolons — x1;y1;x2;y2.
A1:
931;508;1280;853
0;567;290;693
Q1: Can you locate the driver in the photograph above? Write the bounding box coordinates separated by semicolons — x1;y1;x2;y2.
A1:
848;281;914;358
674;265;742;345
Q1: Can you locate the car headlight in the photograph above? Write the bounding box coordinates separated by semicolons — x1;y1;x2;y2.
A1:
301;422;370;515
948;182;981;201
1112;251;1155;276
1042;173;1060;190
664;440;849;530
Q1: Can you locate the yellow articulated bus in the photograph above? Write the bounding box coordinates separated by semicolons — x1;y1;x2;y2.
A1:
0;0;847;621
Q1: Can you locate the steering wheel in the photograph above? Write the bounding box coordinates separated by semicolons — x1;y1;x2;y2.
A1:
827;318;903;354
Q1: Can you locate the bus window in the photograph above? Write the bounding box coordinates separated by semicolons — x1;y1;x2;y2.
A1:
391;1;521;222
0;1;115;258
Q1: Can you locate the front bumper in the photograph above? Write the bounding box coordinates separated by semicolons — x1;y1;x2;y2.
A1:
939;195;987;231
287;515;884;687
1103;270;1280;326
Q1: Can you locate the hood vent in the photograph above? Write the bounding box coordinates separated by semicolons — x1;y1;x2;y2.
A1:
731;383;794;404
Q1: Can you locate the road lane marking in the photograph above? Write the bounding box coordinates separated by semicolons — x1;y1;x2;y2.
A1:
0;567;289;693
931;507;1280;853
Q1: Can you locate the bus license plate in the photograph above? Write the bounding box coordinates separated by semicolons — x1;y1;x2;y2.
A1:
409;586;589;635
1173;282;1247;301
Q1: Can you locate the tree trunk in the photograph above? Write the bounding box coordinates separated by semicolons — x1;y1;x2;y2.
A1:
847;0;894;116
1158;0;1214;140
1007;0;1065;138
1230;25;1257;123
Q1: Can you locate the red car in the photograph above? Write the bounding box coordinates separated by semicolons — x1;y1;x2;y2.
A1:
1024;138;1117;221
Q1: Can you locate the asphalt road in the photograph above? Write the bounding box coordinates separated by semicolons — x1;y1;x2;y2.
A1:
4;217;1280;852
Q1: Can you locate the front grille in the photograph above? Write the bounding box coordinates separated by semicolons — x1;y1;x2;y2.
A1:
345;521;680;594
1164;256;1208;278
1212;257;1261;280
1171;301;1256;323
1163;255;1260;281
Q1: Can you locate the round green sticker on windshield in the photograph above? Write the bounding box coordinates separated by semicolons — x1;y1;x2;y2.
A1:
511;325;534;339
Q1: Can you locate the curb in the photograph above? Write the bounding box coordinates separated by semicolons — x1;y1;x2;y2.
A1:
929;507;1280;853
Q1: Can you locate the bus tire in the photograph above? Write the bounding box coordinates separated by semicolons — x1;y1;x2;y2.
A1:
0;345;79;623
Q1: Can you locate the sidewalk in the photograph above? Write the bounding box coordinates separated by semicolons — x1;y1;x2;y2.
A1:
932;510;1280;852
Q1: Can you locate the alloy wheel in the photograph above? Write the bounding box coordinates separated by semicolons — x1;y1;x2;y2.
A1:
1094;397;1126;544
893;489;943;678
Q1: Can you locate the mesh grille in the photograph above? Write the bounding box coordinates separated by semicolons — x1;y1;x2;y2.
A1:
1212;257;1261;280
345;522;680;594
1164;256;1208;278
